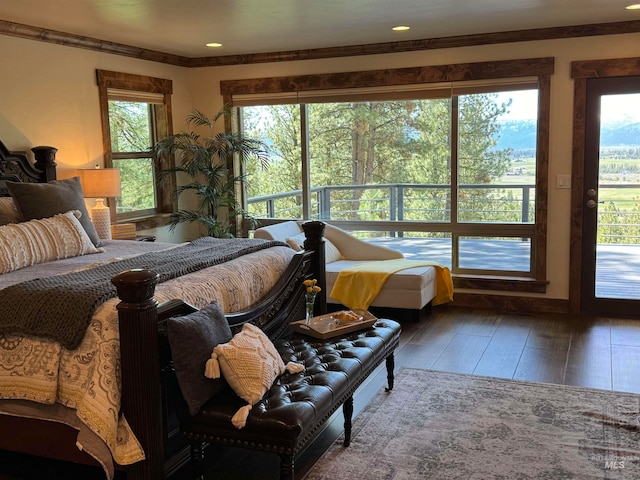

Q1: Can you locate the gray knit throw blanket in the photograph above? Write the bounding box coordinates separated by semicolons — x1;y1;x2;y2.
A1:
0;237;287;350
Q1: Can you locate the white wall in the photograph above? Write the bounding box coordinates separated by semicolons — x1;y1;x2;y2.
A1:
2;31;640;298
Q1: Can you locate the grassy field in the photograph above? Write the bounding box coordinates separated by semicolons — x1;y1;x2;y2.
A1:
499;156;640;200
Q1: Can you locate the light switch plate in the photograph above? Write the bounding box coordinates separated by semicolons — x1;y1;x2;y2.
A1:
556;174;571;189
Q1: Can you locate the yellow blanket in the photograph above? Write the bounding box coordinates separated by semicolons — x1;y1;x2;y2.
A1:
329;259;453;310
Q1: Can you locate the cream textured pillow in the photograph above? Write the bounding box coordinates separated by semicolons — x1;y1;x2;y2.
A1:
0;210;103;274
285;232;306;251
0;197;20;226
285;232;343;263
324;239;343;263
205;322;304;428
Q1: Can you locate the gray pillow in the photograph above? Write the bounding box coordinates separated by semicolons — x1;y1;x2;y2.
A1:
167;301;233;416
7;177;102;247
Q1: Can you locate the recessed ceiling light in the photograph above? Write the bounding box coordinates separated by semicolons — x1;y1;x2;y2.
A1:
626;4;640;9
206;42;223;48
392;25;410;31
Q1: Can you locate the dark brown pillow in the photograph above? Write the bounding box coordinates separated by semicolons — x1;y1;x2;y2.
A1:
167;301;233;416
7;177;102;247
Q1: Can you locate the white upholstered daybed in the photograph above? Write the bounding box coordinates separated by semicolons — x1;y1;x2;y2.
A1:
254;221;438;318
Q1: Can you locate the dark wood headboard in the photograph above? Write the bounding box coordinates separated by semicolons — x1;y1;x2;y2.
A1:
0;141;57;195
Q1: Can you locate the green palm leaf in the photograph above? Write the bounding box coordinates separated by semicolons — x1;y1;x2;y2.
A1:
153;107;270;237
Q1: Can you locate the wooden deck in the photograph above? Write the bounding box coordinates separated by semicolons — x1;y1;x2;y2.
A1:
367;237;640;300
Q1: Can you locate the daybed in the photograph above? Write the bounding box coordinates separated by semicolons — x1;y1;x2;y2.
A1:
255;220;438;320
0;141;330;480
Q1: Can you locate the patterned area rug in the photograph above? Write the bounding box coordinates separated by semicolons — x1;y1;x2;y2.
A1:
304;369;640;479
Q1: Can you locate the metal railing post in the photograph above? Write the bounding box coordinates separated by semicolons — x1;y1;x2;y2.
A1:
522;186;530;223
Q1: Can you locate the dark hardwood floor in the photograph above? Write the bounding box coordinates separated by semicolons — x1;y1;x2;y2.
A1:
3;305;640;479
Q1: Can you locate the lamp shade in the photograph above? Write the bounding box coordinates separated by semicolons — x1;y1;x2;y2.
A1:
77;168;121;198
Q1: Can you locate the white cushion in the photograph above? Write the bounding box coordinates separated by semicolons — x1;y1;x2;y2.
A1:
286;232;343;263
257;221;401;262
285;232;306;251
0;210;102;274
326;260;437;310
323;223;404;261
254;221;303;241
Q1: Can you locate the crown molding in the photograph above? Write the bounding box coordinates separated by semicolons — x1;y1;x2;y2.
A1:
1;19;640;68
0;19;191;67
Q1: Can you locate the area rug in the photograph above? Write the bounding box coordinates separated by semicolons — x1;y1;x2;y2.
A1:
303;369;640;479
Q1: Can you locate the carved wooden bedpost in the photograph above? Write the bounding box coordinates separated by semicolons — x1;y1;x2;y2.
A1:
112;269;164;480
31;146;58;181
301;220;327;315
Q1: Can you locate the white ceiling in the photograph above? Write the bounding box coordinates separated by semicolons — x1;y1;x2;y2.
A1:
1;0;639;58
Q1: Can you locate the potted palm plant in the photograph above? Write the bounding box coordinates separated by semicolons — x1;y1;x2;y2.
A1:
153;108;269;238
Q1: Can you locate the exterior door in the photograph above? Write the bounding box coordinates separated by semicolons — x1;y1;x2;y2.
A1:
581;76;640;316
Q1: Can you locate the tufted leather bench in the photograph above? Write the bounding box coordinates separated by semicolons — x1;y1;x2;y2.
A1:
178;318;401;480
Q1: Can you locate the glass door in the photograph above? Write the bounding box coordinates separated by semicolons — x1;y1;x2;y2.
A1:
581;76;640;316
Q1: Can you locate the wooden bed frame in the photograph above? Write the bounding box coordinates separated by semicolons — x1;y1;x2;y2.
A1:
0;141;328;480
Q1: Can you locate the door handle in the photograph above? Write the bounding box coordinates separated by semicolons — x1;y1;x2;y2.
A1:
586;188;598;208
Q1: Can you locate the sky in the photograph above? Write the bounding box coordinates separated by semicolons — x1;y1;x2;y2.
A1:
496;90;640;124
601;93;640;124
495;90;538;121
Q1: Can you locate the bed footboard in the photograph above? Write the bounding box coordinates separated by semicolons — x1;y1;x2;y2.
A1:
112;221;327;479
112;269;164;480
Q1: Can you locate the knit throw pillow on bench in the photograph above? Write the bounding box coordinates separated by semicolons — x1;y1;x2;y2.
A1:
205;322;304;428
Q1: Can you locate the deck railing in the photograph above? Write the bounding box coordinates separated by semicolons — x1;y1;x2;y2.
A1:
248;182;640;244
248;183;535;223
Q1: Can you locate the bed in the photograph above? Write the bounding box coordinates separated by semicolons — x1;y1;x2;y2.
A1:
0;141;328;480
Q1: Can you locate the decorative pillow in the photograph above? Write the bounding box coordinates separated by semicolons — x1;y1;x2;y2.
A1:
324;239;343;263
0;197;20;226
285;232;306;251
205;322;304;428
167;301;233;416
7;177;102;247
285;232;343;263
0;210;102;275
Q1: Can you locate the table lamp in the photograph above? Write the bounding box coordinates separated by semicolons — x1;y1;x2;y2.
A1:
77;168;121;240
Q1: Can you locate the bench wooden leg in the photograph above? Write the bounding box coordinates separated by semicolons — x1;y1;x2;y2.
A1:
190;442;206;480
279;453;294;480
343;396;354;447
385;353;395;392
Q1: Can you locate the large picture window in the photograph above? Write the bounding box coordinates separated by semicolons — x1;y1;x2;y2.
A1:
223;59;552;291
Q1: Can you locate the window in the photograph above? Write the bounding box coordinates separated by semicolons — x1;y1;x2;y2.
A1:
97;70;176;224
223;59;552;291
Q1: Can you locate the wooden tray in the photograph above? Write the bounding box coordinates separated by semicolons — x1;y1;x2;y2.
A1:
290;310;377;339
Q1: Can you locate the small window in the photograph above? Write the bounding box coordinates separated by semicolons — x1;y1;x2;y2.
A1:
97;70;176;222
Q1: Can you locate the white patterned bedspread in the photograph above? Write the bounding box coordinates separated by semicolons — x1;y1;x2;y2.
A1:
0;239;295;479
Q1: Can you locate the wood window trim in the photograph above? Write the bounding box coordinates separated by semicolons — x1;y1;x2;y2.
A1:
220;57;554;99
454;275;549;293
96;69;177;227
223;57;553;293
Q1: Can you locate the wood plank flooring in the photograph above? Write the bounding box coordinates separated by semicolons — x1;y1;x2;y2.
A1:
3;305;640;479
